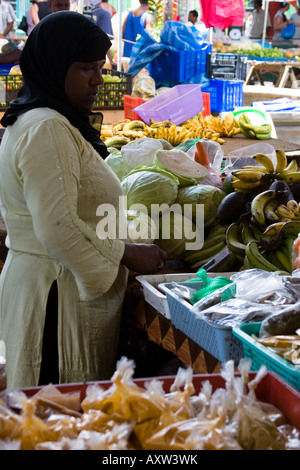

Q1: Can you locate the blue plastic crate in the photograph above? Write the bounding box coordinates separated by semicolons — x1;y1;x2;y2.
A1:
233;322;300;392
160;284;243;363
201;79;244;112
149;43;212;83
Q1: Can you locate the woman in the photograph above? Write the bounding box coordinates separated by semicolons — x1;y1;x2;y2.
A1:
122;0;152;58
273;2;291;41
0;11;167;389
30;0;51;27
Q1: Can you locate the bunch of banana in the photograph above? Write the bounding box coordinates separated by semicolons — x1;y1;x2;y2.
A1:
251;188;300;228
230;150;300;194
183;224;228;269
239;113;272;140
197;112;241;137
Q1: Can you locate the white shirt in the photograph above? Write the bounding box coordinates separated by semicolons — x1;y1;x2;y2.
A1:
0;1;16;37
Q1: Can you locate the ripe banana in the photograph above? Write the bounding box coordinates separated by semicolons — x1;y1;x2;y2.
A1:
245;240;289;273
231;177;262;193
263;221;287;237
104;136;130;148
276;203;297;220
253;154;274;173
225;222;247;260
232;169;263;183
281;172;300;185
251;189;277;226
286;199;300;215
241;165;268;173
123;120;145;131
280;159;298;175
275;149;287;173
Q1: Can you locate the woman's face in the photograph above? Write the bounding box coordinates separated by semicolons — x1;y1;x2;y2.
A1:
64;60;106;112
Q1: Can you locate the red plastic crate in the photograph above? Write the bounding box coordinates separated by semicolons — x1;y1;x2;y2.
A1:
22;371;300;430
124;94;146;120
201;91;211;117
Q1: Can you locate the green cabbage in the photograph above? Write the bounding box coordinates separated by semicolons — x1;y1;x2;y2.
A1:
176;184;226;228
153;149;208;187
105;151;133;180
121;167;179;214
154;210;203;260
126;209;158;244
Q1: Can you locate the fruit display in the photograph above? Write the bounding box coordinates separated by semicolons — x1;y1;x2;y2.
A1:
99;113;241;149
212;41;285;59
238;114;272;140
217;149;300;274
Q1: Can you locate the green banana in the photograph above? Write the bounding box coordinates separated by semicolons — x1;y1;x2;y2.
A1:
184;240;225;266
275;149;287;173
253;124;272;134
123;120;145;130
263;198;280;223
225;222;247;259
251;189;277;226
104;136;130;148
245;240;289;273
255;133;271;140
253;154;274;172
275;248;292;273
280;220;300;239
249;221;264;239
206;224;228;239
266;250;288;272
240;220;256;244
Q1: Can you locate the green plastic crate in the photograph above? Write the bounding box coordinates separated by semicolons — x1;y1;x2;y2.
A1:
233;322;300;391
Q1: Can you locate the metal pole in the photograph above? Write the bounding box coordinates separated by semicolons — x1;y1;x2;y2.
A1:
262;0;269;48
117;0;122;71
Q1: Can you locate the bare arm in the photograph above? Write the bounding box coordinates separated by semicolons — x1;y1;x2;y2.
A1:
31;3;39;26
0;21;13;38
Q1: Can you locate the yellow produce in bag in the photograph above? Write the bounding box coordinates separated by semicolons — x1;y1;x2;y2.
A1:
81;357;163;423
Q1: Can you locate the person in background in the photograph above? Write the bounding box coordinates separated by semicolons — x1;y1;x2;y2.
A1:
90;0;117;68
0;0;16;39
249;0;270;39
290;1;300;39
187;10;199;26
273;1;291;41
49;0;70;12
122;0;152;58
100;0;116;17
30;0;51;27
0;11;167;389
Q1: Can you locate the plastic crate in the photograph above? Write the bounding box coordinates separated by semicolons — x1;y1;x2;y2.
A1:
233;322;300;392
206;53;247;80
93;69;132;110
0;72;23;107
133;84;203;125
160;281;243;363
149;43;212;83
201;79;244;113
201;91;211;117
123;94;147;120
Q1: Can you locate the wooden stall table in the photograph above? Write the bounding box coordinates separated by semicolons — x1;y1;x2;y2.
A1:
244;60;300;88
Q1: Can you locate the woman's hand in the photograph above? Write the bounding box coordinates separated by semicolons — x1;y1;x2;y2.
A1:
121;243;168;274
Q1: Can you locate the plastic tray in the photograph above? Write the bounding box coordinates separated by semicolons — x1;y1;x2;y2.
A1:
159;276;243;363
21;371;300;430
136;273;201;319
201;79;244;113
133;84;203;125
233;322;300;392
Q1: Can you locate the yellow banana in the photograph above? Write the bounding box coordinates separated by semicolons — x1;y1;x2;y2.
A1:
276;204;297;220
280;159;298;175
263;221;287;237
250;189;277;226
286;199;300;216
225;222;247;259
232;169;263;183
275;149;288;173
253;154;274;173
232;178;262;193
281;172;300;185
241;165;268;173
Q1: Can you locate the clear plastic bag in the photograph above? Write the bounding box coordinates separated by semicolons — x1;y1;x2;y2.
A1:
223;142;276;174
186;139;224;188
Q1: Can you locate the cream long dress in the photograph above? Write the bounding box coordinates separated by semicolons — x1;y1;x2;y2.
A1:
0;108;128;388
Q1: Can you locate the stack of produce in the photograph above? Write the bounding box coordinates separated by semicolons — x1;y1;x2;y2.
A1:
99;112;241;148
238;114;272;140
0;357;299;450
219;149;300;273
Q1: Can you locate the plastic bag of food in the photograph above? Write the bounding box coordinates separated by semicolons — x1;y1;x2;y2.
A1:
81;357;163;424
223;142;276;174
187;140;224;189
132;73;156;99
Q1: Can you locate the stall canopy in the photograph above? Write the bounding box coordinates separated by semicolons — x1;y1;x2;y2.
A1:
199;0;245;30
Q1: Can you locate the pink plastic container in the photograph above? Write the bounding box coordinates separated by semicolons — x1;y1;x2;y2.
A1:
133;84;203;125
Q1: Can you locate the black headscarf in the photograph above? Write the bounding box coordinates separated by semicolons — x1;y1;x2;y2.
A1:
1;11;112;158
